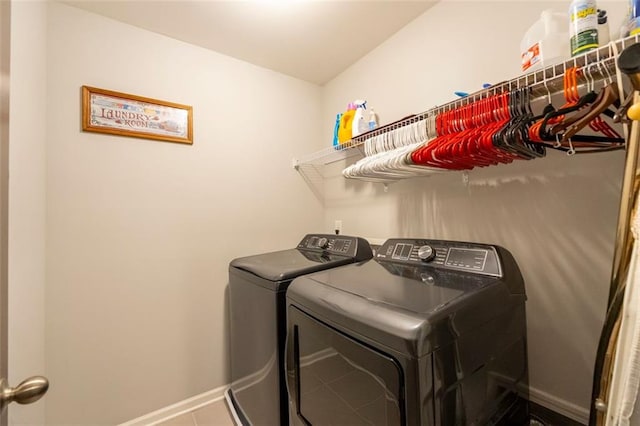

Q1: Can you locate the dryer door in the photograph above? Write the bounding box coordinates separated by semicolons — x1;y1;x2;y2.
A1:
286;306;405;426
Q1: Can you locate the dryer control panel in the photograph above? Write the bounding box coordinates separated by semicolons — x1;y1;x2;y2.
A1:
375;238;502;277
297;234;366;258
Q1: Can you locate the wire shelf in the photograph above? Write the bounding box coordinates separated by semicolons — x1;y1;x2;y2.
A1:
293;140;365;167
293;33;640;185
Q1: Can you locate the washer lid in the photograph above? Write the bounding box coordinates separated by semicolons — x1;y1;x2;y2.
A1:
230;249;355;282
230;234;373;282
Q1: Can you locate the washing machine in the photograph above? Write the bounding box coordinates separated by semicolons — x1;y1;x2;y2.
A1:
225;234;373;426
285;238;529;425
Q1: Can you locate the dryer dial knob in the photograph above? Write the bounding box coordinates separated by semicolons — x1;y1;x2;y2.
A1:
317;237;329;249
418;245;435;262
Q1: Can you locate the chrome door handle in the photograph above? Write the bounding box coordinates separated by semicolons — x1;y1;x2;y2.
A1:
0;376;48;413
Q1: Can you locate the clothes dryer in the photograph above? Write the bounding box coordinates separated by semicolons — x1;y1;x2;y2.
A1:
225;234;372;426
286;238;528;425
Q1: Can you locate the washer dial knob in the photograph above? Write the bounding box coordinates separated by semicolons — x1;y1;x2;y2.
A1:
317;237;329;249
418;245;435;262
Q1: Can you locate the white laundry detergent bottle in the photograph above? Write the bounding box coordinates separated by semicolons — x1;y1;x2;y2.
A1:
352;100;368;138
521;9;569;73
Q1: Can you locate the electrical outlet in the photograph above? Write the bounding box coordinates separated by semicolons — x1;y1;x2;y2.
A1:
334;220;342;235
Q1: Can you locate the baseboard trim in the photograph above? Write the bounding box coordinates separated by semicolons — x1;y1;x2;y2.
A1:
529;386;589;425
117;384;229;426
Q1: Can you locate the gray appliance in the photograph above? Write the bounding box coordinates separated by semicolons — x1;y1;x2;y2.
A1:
286;238;529;425
225;234;373;426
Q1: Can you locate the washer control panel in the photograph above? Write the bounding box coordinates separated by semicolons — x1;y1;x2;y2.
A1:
376;238;502;277
298;234;355;256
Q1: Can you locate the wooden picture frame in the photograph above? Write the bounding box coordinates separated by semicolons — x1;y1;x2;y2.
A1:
82;86;193;145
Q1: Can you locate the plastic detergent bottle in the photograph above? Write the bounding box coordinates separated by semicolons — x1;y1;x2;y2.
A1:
368;109;378;131
569;0;599;57
332;113;342;148
598;9;610;45
626;0;640;36
520;9;568;73
352;100;368;138
338;103;356;144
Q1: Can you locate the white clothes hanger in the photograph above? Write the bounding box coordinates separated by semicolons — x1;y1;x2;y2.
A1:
343;139;444;182
343;112;442;182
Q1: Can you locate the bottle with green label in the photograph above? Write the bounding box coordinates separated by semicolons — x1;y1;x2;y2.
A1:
570;0;599;56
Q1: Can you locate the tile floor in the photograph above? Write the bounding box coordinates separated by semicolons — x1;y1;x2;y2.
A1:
298;352;400;424
156;399;235;426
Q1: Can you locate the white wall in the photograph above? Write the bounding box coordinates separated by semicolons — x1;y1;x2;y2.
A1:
8;1;47;425
322;1;628;423
45;3;323;424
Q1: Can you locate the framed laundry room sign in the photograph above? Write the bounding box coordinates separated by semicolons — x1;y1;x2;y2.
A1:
82;86;193;145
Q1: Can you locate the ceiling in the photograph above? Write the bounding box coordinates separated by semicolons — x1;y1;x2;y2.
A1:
62;0;436;85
